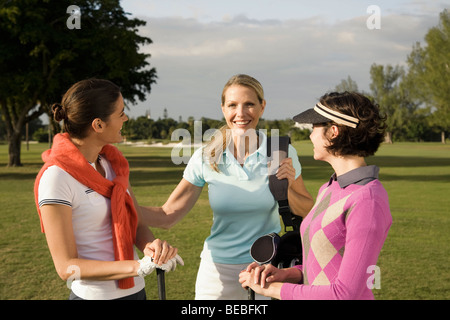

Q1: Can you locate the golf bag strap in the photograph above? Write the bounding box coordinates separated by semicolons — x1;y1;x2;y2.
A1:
267;136;295;232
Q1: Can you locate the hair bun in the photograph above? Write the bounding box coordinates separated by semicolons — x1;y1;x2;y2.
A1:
52;103;67;122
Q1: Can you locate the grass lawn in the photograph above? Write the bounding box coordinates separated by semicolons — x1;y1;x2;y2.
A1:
0;140;448;300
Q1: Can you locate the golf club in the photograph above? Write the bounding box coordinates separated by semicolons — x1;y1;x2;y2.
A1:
156;268;166;300
248;232;281;300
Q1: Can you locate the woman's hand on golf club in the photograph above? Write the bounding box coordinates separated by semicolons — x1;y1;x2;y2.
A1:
239;263;283;299
239;262;303;299
143;239;178;266
241;262;285;288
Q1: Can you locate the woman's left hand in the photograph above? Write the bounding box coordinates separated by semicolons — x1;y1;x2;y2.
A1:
276;158;296;186
239;267;265;296
239;264;283;299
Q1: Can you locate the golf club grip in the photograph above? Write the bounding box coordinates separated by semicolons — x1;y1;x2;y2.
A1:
157;268;166;300
248;288;255;300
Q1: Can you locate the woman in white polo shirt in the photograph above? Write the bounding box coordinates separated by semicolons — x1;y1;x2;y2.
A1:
139;74;314;299
34;79;181;300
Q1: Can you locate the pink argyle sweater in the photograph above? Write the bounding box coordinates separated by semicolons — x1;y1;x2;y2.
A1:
280;177;391;300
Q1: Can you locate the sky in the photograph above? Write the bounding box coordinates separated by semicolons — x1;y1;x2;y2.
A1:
119;0;449;121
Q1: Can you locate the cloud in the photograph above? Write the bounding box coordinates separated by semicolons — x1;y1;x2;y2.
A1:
337;31;356;44
130;8;445;121
153;38;245;58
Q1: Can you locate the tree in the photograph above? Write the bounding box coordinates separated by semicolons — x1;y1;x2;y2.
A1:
406;9;450;143
369;64;406;143
335;75;359;93
0;0;157;166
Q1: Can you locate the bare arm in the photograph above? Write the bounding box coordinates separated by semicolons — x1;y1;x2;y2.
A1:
138;178;203;229
287;174;314;218
129;187;177;265
277;158;314;218
40;187;179;281
40;204;140;282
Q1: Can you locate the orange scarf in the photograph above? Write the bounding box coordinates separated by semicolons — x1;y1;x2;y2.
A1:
34;133;138;289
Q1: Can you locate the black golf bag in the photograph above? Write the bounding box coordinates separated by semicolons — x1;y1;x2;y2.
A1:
247;136;303;300
251;136;303;268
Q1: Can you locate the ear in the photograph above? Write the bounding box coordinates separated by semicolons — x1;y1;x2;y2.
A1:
221;103;226;117
91;118;104;133
260;99;266;116
329;125;339;138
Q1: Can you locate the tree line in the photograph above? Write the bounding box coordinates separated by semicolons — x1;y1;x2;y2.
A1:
117;115;311;143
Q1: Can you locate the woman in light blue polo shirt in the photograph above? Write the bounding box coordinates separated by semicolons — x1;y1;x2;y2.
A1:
139;74;313;299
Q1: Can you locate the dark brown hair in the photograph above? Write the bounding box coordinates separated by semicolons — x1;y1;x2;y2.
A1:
52;79;121;139
320;91;387;157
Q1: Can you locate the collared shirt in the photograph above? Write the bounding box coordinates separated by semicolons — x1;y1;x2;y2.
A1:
183;132;302;264
329;165;380;188
281;164;391;300
38;158;145;299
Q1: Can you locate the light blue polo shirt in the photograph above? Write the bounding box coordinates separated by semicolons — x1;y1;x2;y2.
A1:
183;132;302;264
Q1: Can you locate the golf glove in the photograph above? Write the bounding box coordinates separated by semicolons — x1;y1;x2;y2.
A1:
137;254;184;277
160;254;184;272
137;256;157;278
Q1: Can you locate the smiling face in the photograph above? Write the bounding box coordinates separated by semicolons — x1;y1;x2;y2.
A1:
310;124;331;161
221;85;266;136
99;94;128;144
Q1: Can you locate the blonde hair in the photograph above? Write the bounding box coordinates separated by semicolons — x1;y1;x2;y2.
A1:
204;74;265;172
221;74;265;105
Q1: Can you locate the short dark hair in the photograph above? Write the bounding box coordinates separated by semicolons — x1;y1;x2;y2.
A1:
52;79;121;139
320;92;387;157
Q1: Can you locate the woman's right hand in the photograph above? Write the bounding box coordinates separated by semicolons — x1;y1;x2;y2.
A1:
242;262;287;288
143;239;178;265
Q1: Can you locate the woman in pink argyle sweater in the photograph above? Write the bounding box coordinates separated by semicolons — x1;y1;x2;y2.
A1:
240;91;392;300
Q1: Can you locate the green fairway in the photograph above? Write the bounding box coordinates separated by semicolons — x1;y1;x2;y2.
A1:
0;141;449;300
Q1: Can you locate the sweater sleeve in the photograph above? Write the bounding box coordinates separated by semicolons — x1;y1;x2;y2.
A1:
280;188;391;300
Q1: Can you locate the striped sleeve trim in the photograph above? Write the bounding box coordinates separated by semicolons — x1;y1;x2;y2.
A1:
38;199;72;208
85;188;95;194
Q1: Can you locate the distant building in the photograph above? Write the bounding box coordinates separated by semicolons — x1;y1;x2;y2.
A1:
294;122;313;131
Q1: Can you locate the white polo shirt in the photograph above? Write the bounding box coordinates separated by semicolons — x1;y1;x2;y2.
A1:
38;156;145;300
183;133;302;264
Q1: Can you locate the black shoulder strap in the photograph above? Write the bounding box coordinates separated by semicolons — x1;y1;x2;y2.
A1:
267;136;298;232
267;136;290;201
